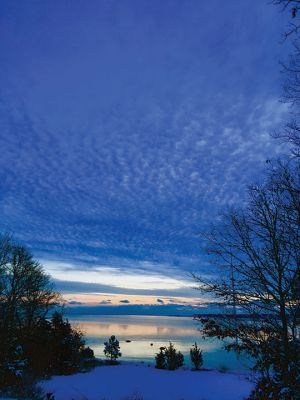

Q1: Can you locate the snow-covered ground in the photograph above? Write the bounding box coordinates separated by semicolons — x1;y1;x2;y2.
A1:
40;363;254;400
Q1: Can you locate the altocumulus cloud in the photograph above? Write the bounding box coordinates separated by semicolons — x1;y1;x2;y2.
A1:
0;0;290;293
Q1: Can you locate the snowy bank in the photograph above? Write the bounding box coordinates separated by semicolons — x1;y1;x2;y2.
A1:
40;363;254;400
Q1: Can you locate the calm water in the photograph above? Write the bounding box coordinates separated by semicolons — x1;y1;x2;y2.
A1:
68;314;250;370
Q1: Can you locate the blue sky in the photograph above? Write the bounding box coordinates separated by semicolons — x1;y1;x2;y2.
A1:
0;1;291;312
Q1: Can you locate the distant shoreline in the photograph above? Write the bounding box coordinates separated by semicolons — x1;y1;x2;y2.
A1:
67;313;195;317
66;312;265;319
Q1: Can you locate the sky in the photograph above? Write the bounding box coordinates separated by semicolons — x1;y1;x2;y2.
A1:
0;0;292;313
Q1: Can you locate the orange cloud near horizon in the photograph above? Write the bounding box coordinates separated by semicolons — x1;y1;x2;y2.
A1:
62;292;209;307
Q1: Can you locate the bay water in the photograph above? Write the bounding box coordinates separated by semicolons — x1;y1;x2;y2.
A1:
68;314;250;370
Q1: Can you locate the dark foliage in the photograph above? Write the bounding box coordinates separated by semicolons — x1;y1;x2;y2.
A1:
247;377;282;400
0;311;95;393
190;342;203;370
80;346;95;359
103;335;121;363
0;236;94;395
155;347;166;369
25;311;93;375
246;373;300;400
155;342;184;370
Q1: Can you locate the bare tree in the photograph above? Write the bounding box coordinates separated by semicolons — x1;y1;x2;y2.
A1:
270;1;300;156
194;161;300;399
272;0;300;38
0;235;60;343
273;41;300;155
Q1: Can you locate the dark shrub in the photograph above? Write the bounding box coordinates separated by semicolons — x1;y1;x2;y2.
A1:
81;346;94;359
190;342;203;370
0;237;94;395
165;342;184;370
0;341;27;390
0;312;95;395
246;377;281;400
104;335;121;363
155;347;166;369
48;311;89;374
155;342;184;370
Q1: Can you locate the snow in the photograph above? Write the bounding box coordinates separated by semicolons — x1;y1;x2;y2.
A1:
40;363;254;400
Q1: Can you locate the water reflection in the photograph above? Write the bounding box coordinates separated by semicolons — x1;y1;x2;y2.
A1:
75;320;199;338
68;315;249;370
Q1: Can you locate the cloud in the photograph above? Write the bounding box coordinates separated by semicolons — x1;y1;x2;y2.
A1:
52;278;198;298
46;260;195;292
0;0;290;295
119;299;130;304
99;300;112;305
68;300;82;305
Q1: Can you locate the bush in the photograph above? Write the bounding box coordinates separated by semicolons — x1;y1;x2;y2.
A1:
155;342;184;370
22;311;93;376
190;342;203;370
48;311;88;374
246;377;281;400
165;342;184;370
155;347;166;369
0;341;27;389
0;237;94;395
80;346;94;359
0;311;95;395
247;373;300;400
0;371;45;400
104;335;121;363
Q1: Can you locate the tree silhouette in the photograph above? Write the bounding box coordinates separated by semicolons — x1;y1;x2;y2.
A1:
103;335;121;363
194;161;300;399
0;235;94;393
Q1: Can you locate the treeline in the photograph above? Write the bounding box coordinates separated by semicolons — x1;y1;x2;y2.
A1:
0;236;94;397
